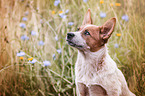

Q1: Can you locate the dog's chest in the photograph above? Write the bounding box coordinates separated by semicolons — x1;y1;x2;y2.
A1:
75;52;105;85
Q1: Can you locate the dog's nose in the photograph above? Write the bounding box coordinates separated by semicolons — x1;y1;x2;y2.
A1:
67;33;75;39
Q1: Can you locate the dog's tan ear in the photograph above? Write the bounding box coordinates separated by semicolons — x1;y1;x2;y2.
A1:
82;8;93;25
100;18;116;40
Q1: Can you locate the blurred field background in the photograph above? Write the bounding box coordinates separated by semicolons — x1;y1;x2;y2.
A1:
0;0;145;96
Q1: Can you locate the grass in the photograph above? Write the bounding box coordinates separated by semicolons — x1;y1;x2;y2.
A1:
0;0;145;96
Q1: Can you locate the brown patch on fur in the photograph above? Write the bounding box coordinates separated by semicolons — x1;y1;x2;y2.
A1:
81;25;105;52
77;83;89;96
79;18;116;52
89;85;108;96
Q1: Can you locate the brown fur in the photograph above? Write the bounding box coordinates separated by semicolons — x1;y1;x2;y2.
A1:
66;8;136;96
81;25;104;52
77;83;107;96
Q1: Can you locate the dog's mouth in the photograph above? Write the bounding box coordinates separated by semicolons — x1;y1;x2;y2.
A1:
66;40;83;48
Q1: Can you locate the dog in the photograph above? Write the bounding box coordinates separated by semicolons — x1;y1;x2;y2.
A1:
66;9;135;96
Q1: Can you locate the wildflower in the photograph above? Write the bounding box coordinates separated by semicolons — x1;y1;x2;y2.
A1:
19;57;24;60
52;54;56;60
83;0;88;3
38;41;44;46
24;11;29;16
28;57;33;61
52;10;56;14
57;48;61;54
115;3;121;6
31;31;37;36
116;33;121;37
55;35;58;41
29;59;37;64
122;15;129;22
114;43;119;48
65;9;69;13
68;22;74;26
59;11;63;14
17;51;25;56
59;14;67;19
21;35;29;40
43;60;51;66
22;17;27;21
100;0;104;4
54;0;60;6
19;23;26;28
100;12;106;18
110;3;114;6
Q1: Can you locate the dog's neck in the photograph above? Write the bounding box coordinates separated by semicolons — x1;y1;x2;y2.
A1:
77;45;107;71
75;45;117;84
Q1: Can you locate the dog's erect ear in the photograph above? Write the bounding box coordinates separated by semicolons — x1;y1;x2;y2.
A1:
100;18;116;41
82;8;93;25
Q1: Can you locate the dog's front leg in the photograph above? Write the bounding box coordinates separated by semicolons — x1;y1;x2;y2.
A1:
77;82;89;96
88;85;107;96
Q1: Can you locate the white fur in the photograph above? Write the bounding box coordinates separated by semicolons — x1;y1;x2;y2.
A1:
75;45;135;96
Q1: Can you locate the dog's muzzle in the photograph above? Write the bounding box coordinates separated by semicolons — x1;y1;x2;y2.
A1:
66;32;83;48
67;33;75;40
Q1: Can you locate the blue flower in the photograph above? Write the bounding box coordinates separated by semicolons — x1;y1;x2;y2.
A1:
100;12;106;18
38;41;44;46
17;51;25;56
59;13;67;19
29;59;37;64
52;54;56;60
57;48;61;54
65;9;69;13
31;31;37;36
54;0;60;6
114;43;119;48
83;0;88;3
68;22;74;26
43;60;51;66
21;35;29;40
19;23;26;28
22;17;27;21
122;15;129;22
55;36;58;41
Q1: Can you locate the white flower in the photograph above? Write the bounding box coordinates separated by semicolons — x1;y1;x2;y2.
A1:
29;59;37;64
57;48;61;54
55;35;58;41
83;0;88;3
38;41;44;46
122;15;129;22
43;60;51;66
17;51;25;56
21;35;29;40
19;23;26;28
65;9;69;13
22;17;27;21
100;12;106;18
59;13;67;19
114;43;119;48
54;0;60;6
68;22;74;26
52;54;56;60
31;31;37;36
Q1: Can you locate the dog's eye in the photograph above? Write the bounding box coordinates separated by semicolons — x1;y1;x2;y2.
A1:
84;30;90;35
77;27;80;31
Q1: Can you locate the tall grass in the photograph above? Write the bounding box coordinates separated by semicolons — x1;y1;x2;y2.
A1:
0;0;144;96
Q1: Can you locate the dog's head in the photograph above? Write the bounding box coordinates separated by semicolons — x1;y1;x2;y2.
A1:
66;9;116;52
